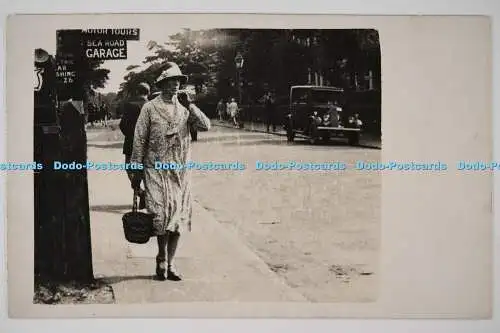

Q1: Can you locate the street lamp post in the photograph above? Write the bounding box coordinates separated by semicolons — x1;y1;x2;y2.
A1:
234;52;244;127
234;52;244;104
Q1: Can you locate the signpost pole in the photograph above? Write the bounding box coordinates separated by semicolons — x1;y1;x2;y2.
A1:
35;28;139;285
51;29;94;283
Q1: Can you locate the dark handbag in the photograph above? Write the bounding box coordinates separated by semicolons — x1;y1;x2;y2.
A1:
122;190;154;244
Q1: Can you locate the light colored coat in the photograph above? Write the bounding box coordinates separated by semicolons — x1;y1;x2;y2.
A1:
228;101;238;117
130;94;210;234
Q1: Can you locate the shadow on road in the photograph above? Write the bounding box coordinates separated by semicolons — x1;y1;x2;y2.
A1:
220;140;289;147
90;204;131;215
219;139;372;150
198;133;272;143
98;275;156;284
87;139;378;150
87;142;123;149
284;138;381;150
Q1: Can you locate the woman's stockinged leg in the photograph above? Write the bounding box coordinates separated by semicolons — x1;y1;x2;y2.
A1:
157;234;167;259
166;231;182;281
167;231;179;264
155;234;168;280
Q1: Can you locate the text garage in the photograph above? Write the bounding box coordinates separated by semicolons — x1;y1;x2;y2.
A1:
85;47;126;59
85;40;126;59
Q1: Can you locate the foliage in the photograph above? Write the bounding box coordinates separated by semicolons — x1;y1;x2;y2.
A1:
115;29;381;107
78;58;110;105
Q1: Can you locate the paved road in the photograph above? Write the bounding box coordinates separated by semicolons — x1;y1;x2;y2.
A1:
192;125;380;302
88;123;380;302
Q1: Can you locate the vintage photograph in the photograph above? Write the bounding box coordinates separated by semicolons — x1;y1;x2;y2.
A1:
4;11;492;321
32;26;381;305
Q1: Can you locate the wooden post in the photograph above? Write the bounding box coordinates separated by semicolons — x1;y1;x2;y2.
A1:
34;29;94;284
34;49;62;281
56;29;94;283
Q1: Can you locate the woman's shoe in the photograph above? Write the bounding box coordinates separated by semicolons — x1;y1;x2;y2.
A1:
167;265;182;281
155;256;166;281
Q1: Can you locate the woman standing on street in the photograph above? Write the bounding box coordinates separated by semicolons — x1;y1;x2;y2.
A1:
130;62;211;281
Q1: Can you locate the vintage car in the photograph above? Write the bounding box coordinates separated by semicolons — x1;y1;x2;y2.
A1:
284;85;362;145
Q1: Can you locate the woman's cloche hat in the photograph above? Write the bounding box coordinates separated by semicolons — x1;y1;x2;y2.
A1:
155;62;188;85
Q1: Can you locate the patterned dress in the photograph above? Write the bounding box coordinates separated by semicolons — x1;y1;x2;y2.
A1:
130;94;211;235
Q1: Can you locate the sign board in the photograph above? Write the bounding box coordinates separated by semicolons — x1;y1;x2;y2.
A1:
84;39;128;60
55;57;77;84
55;28;140;100
56;30;84;100
81;28;140;60
56;28;140;63
80;28;140;41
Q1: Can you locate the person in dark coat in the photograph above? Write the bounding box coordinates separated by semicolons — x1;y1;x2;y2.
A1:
119;82;150;208
264;92;276;132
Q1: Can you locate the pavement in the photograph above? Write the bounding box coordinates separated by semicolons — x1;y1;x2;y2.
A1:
87;135;307;303
86;121;379;303
211;119;382;149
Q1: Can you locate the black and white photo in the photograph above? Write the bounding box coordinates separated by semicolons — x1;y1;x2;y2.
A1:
32;26;381;305
5;13;492;319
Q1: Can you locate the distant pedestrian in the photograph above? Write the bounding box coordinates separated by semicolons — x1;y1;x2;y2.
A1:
216;99;225;121
228;98;239;127
226;100;231;121
119;82;150;209
101;102;109;127
264;92;276;132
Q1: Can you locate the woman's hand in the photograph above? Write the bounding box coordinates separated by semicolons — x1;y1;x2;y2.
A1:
177;91;193;110
131;170;143;191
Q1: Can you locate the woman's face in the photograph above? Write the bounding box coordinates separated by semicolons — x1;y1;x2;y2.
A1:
160;79;180;94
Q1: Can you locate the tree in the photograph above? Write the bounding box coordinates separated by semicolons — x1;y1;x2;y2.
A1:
101;92;117;105
126;64;141;71
80;59;110;106
116;28;380;110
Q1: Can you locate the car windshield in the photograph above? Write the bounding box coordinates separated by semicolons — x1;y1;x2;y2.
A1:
291;88;343;105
